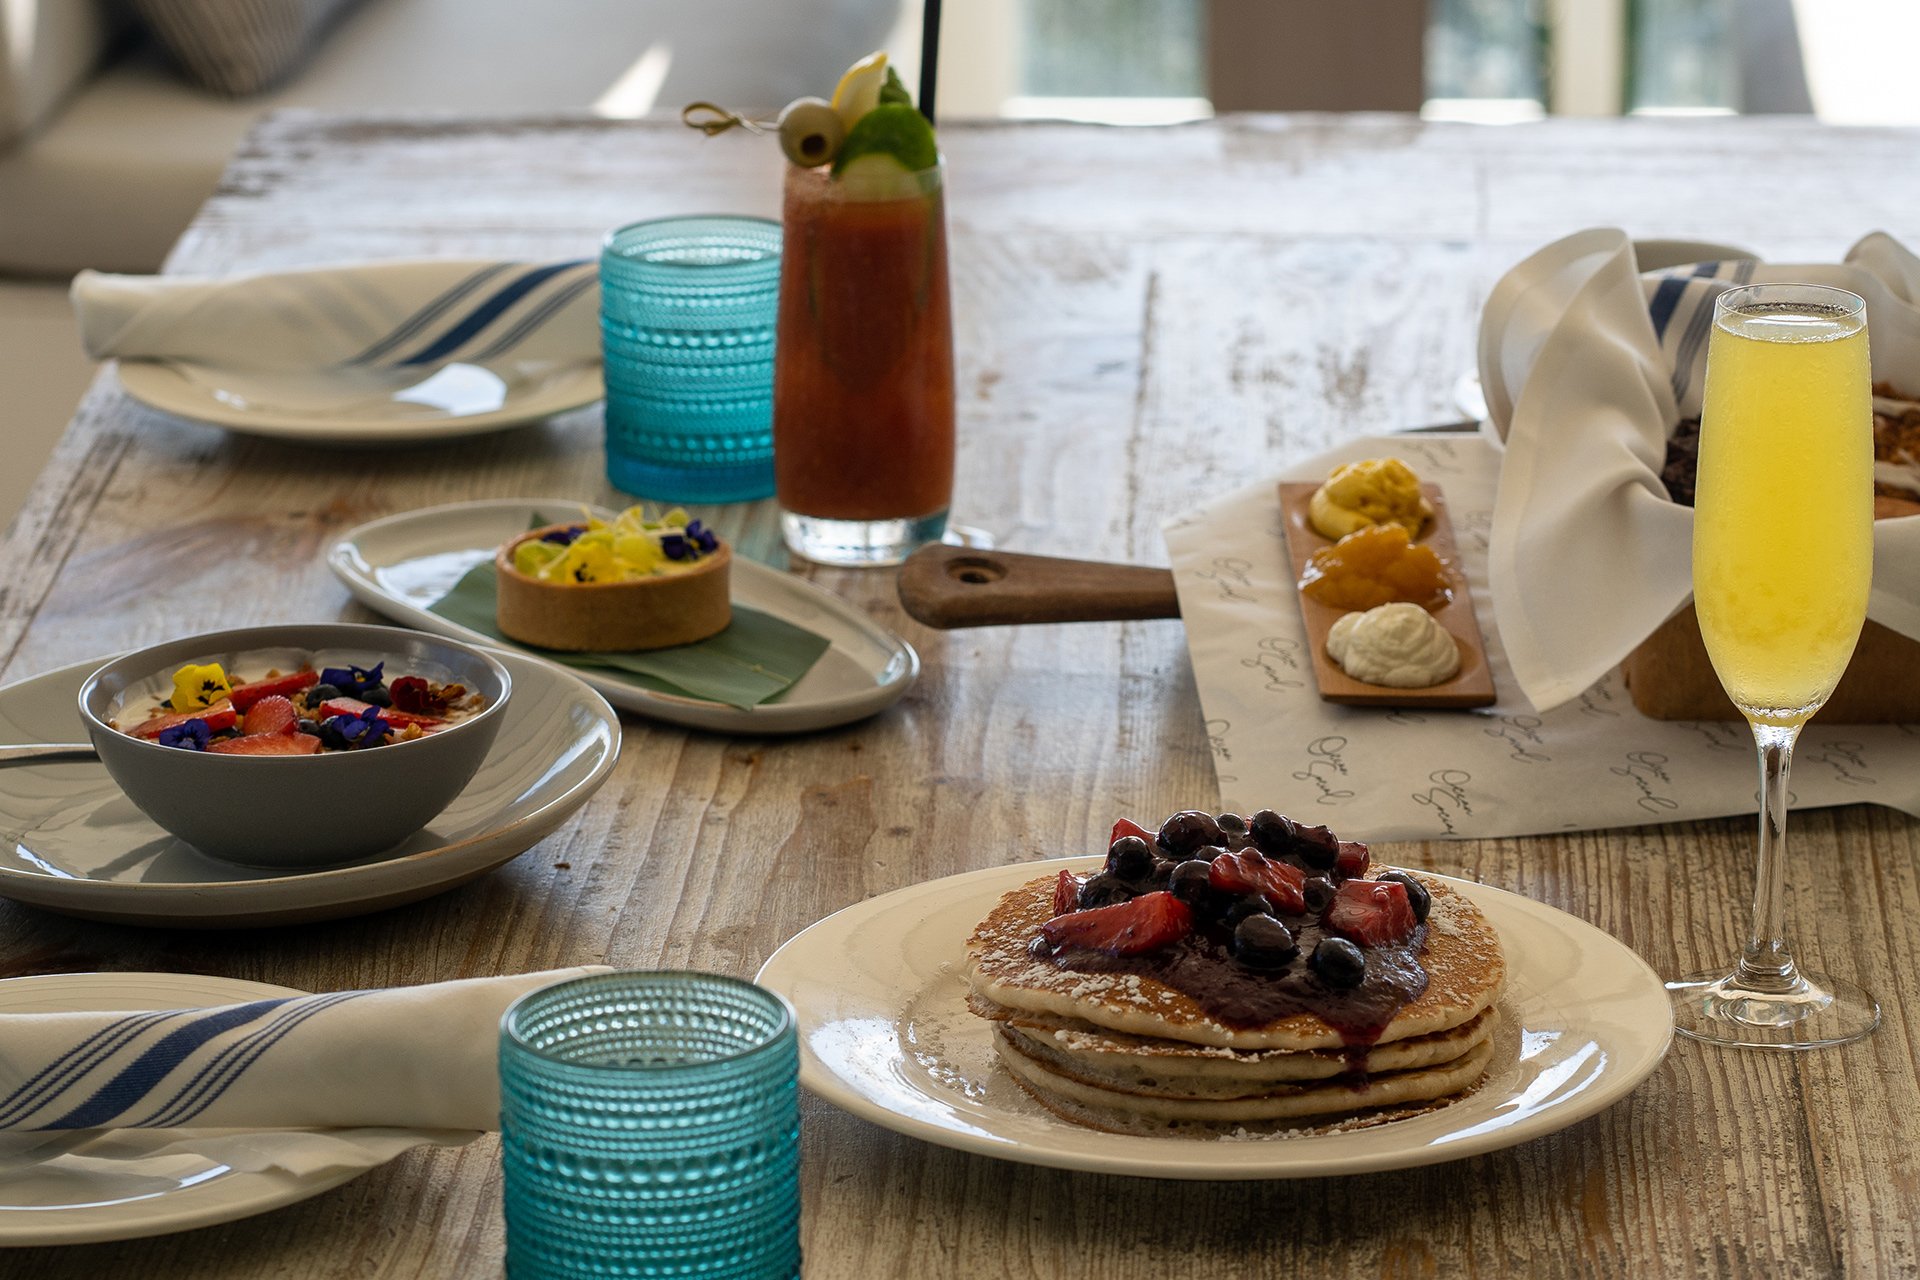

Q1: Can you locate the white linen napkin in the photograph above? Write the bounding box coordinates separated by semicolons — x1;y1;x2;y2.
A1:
1481;229;1920;713
0;967;604;1133
72;259;599;373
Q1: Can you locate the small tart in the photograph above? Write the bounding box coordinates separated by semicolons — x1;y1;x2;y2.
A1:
495;524;731;652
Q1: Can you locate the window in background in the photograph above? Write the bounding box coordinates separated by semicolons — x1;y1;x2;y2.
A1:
1425;0;1548;121
1628;0;1734;111
1006;0;1210;122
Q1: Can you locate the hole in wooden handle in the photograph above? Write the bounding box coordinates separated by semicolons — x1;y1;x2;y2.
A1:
945;556;1006;586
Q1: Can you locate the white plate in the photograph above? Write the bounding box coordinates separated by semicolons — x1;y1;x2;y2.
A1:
0;972;462;1246
0;651;619;927
328;498;920;734
116;357;603;445
757;860;1673;1179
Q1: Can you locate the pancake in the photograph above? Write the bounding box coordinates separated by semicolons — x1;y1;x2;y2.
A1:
966;870;1504;1052
975;999;1499;1088
995;1024;1498;1131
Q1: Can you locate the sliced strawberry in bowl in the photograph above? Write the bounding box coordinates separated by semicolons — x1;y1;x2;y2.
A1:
207;732;325;756
1335;840;1371;880
129;702;236;740
1326;879;1416;947
239;695;299;737
1207;849;1306;913
229;670;319;711
1041;890;1192;956
318;697;445;731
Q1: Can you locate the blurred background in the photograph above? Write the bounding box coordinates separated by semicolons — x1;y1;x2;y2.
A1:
0;0;1910;526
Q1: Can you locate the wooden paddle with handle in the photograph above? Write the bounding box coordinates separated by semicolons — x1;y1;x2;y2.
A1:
896;545;1181;628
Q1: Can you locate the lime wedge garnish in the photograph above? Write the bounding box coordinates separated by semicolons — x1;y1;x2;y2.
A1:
878;66;913;108
830;51;889;127
831;103;937;178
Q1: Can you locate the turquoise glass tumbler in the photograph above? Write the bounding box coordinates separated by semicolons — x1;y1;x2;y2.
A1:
499;971;801;1280
600;216;780;503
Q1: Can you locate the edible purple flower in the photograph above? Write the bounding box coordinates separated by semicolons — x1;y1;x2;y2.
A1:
660;534;691;561
157;719;212;751
327;710;392;749
319;662;385;697
685;520;719;554
541;524;588;546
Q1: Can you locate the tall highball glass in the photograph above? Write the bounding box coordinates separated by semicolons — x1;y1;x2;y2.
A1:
1669;282;1880;1049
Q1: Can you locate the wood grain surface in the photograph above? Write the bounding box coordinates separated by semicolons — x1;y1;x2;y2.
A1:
4;113;1920;1278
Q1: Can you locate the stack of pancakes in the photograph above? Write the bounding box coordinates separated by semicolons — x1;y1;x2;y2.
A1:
965;871;1505;1133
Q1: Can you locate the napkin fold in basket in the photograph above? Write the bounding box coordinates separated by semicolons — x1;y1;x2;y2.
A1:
430;557;831;711
1482;228;1920;712
72;259;599;372
0;967;604;1134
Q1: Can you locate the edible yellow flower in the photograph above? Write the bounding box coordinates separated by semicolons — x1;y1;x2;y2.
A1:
613;533;666;575
170;662;231;709
553;540;617;583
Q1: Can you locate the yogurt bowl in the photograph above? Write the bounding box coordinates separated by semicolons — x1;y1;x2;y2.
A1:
79;624;512;868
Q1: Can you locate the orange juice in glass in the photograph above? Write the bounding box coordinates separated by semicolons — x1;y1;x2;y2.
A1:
771;62;954;566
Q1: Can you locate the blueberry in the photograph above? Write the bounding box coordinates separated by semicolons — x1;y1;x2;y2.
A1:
1293;823;1340;870
1302;875;1337;916
1376;871;1432;923
1158;810;1225;858
1311;937;1367;989
1167;859;1214;905
1143;860;1174;889
1194;844;1229;866
1106;835;1155;883
316;719;351;751
306;683;341;709
1077;872;1133;910
1233;915;1298;969
362;686;392;708
1027;935;1055;960
1224;894;1272;927
1248;809;1296;855
1215;812;1247;837
296;719;320;736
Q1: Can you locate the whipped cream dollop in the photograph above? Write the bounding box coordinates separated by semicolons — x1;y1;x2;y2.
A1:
1326;603;1460;688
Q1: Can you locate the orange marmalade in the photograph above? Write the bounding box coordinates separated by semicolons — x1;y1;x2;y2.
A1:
1299;524;1452;612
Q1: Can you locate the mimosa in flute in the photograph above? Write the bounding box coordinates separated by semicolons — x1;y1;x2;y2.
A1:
1672;282;1880;1049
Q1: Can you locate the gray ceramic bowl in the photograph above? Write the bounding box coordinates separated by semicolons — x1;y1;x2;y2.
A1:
79;624;513;868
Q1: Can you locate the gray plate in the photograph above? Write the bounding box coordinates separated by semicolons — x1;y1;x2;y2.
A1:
0;651;619;927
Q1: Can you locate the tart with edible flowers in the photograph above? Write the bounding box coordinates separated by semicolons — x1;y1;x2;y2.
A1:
495;506;732;652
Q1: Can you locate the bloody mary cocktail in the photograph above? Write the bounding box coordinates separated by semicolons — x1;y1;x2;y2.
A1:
773;160;954;565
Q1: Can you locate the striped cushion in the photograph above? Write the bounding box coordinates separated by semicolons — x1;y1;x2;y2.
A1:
131;0;360;96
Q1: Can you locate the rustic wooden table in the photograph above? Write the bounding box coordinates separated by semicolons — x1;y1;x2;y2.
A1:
6;113;1920;1278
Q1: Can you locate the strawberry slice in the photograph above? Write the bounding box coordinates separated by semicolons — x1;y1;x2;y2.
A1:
1326;879;1416;947
129;702;236;739
239;695;298;737
208;732;324;756
1207;849;1306;913
1110;817;1154;847
229;670;319;711
1041;891;1192;956
1335;840;1371;879
318;697;445;731
1051;868;1081;917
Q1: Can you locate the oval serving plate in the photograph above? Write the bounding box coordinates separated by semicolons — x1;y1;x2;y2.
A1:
327;498;919;734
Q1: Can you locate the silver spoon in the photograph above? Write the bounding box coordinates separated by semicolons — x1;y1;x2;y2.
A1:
0;744;97;763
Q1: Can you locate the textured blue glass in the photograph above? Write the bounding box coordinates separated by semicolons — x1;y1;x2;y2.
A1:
500;972;800;1279
600;217;780;504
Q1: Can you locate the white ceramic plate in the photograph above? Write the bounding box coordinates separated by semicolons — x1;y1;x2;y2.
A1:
115;358;603;445
328;498;920;734
0;973;464;1246
757;860;1673;1179
0;651;619;927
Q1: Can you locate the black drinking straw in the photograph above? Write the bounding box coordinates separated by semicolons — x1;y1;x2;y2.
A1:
918;0;941;124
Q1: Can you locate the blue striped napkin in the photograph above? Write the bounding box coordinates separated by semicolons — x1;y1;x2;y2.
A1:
72;259;599;374
0;968;601;1133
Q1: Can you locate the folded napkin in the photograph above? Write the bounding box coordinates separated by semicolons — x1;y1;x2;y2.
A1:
0;967;603;1133
1482;229;1920;712
72;259;599;373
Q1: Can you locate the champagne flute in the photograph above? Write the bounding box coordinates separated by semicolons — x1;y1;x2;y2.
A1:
1669;282;1880;1049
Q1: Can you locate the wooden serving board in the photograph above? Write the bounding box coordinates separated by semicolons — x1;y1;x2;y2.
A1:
1276;482;1496;708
